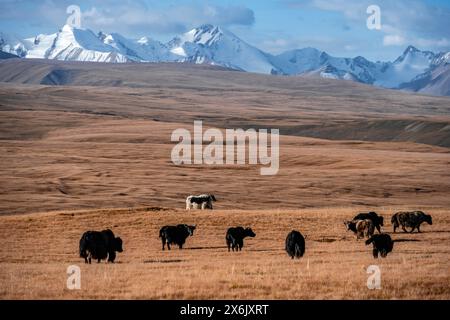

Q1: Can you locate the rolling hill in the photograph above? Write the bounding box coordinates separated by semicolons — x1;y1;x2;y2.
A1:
0;59;449;215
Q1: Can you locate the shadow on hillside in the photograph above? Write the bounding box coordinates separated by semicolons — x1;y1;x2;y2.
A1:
185;246;228;250
314;237;341;243
388;230;447;235
143;259;183;264
393;239;421;242
248;248;284;252
424;230;450;233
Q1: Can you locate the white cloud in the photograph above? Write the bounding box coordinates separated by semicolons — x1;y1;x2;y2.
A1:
0;1;255;37
309;0;367;20
81;2;255;35
344;44;357;51
83;7;115;27
383;34;405;46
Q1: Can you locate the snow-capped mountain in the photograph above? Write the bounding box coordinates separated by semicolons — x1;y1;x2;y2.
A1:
0;32;27;58
42;25;133;62
9;25;131;62
101;32;177;62
271;48;379;83
398;51;450;96
399;64;450;96
373;45;438;88
1;24;449;96
168;24;276;74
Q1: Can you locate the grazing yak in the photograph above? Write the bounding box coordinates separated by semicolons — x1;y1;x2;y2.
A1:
79;229;123;264
365;234;394;258
344;219;375;239
186;194;217;210
226;227;256;252
353;211;384;233
391;211;432;233
285;230;306;259
159;224;196;250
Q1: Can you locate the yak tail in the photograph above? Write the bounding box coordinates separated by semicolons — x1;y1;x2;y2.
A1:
294;244;303;257
79;240;87;258
391;214;397;224
365;237;374;245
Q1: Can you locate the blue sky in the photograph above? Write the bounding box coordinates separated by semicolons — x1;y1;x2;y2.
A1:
1;0;449;61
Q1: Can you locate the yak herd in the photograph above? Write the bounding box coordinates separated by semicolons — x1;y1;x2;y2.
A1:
79;195;433;263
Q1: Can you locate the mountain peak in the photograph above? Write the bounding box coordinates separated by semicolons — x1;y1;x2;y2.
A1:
61;24;72;30
404;45;419;54
181;24;225;46
394;45;435;64
60;24;78;32
197;24;216;32
192;24;224;36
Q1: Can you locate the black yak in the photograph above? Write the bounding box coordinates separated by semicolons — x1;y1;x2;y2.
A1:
285;230;305;259
365;234;394;258
391;211;432;233
159;224;196;250
226;227;256;252
79;229;123;264
353;211;384;233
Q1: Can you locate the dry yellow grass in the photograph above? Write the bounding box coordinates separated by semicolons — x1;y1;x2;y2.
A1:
0;207;448;299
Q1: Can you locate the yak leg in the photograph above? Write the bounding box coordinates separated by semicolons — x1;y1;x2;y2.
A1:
108;252;116;263
372;249;379;259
